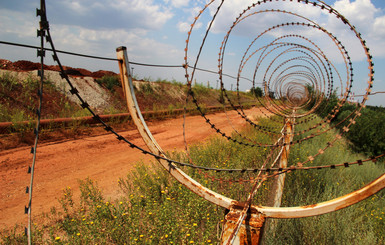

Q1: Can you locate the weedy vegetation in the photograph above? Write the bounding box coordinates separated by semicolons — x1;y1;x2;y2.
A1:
1;113;384;244
1;73;383;244
263;118;385;244
95;75;120;92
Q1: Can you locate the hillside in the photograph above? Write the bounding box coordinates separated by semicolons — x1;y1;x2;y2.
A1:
0;59;255;121
0;59;257;150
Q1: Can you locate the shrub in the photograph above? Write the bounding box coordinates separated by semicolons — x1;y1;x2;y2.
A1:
192;82;210;95
347;108;385;156
249;87;263;97
96;75;120;91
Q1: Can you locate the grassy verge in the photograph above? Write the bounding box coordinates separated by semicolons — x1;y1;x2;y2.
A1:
263;118;385;244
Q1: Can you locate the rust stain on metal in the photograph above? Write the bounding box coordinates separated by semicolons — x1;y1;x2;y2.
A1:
231;201;262;215
258;173;385;219
301;203;318;209
221;208;266;245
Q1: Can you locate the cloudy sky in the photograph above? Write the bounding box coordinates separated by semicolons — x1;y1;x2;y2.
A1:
0;0;384;106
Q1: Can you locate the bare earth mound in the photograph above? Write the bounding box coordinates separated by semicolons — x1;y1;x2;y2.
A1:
0;59;117;78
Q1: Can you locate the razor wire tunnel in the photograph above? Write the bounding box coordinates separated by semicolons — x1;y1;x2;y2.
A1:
1;0;384;244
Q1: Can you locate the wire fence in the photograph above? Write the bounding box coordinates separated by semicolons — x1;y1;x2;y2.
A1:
0;40;255;82
1;0;384;243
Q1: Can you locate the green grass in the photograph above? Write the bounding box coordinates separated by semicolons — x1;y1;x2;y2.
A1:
192;82;211;96
0;72;88;122
263;118;385;245
95;75;120;91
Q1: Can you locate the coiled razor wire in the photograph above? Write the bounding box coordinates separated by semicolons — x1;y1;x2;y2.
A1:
22;0;382;181
182;0;378;167
21;0;385;242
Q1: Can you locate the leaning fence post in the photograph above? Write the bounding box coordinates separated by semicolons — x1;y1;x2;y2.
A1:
261;114;295;241
273;116;294;207
220;208;266;245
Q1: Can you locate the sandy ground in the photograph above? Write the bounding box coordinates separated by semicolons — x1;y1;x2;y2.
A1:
0;107;268;230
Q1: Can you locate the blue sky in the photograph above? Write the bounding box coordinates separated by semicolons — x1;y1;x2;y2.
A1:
0;0;384;106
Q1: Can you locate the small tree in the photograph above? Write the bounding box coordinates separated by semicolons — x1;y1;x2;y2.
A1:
250;87;263;97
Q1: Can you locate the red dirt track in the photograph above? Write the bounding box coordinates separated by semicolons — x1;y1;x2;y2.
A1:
0;107;269;230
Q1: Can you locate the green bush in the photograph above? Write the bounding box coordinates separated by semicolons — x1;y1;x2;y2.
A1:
96;75;120;91
192;82;211;95
249;87;263;97
0;72;19;97
311;87;385;157
347;108;385;156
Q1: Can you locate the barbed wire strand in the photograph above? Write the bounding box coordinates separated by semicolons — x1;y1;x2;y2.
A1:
0;40;255;82
0;0;381;243
28;0;380;176
1;4;381;175
13;22;384;174
26;1;47;244
4;4;382;243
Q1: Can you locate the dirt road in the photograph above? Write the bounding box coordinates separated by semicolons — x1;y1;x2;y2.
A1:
0;107;268;229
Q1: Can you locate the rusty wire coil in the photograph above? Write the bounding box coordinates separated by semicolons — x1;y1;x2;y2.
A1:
33;0;379;174
25;0;383;226
183;0;375;169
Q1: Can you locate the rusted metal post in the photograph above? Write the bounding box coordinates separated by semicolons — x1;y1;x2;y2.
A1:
221;208;265;245
272;117;294;207
260;116;294;243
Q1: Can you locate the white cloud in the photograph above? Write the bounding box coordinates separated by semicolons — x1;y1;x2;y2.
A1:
48;24;183;63
328;0;385;59
195;22;203;29
372;15;385;37
207;0;324;35
200;0;385;61
177;21;201;33
177;21;191;32
169;0;190;8
333;0;378;26
0;9;36;39
45;0;173;31
0;0;185;76
66;1;88;15
1;1;180;58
